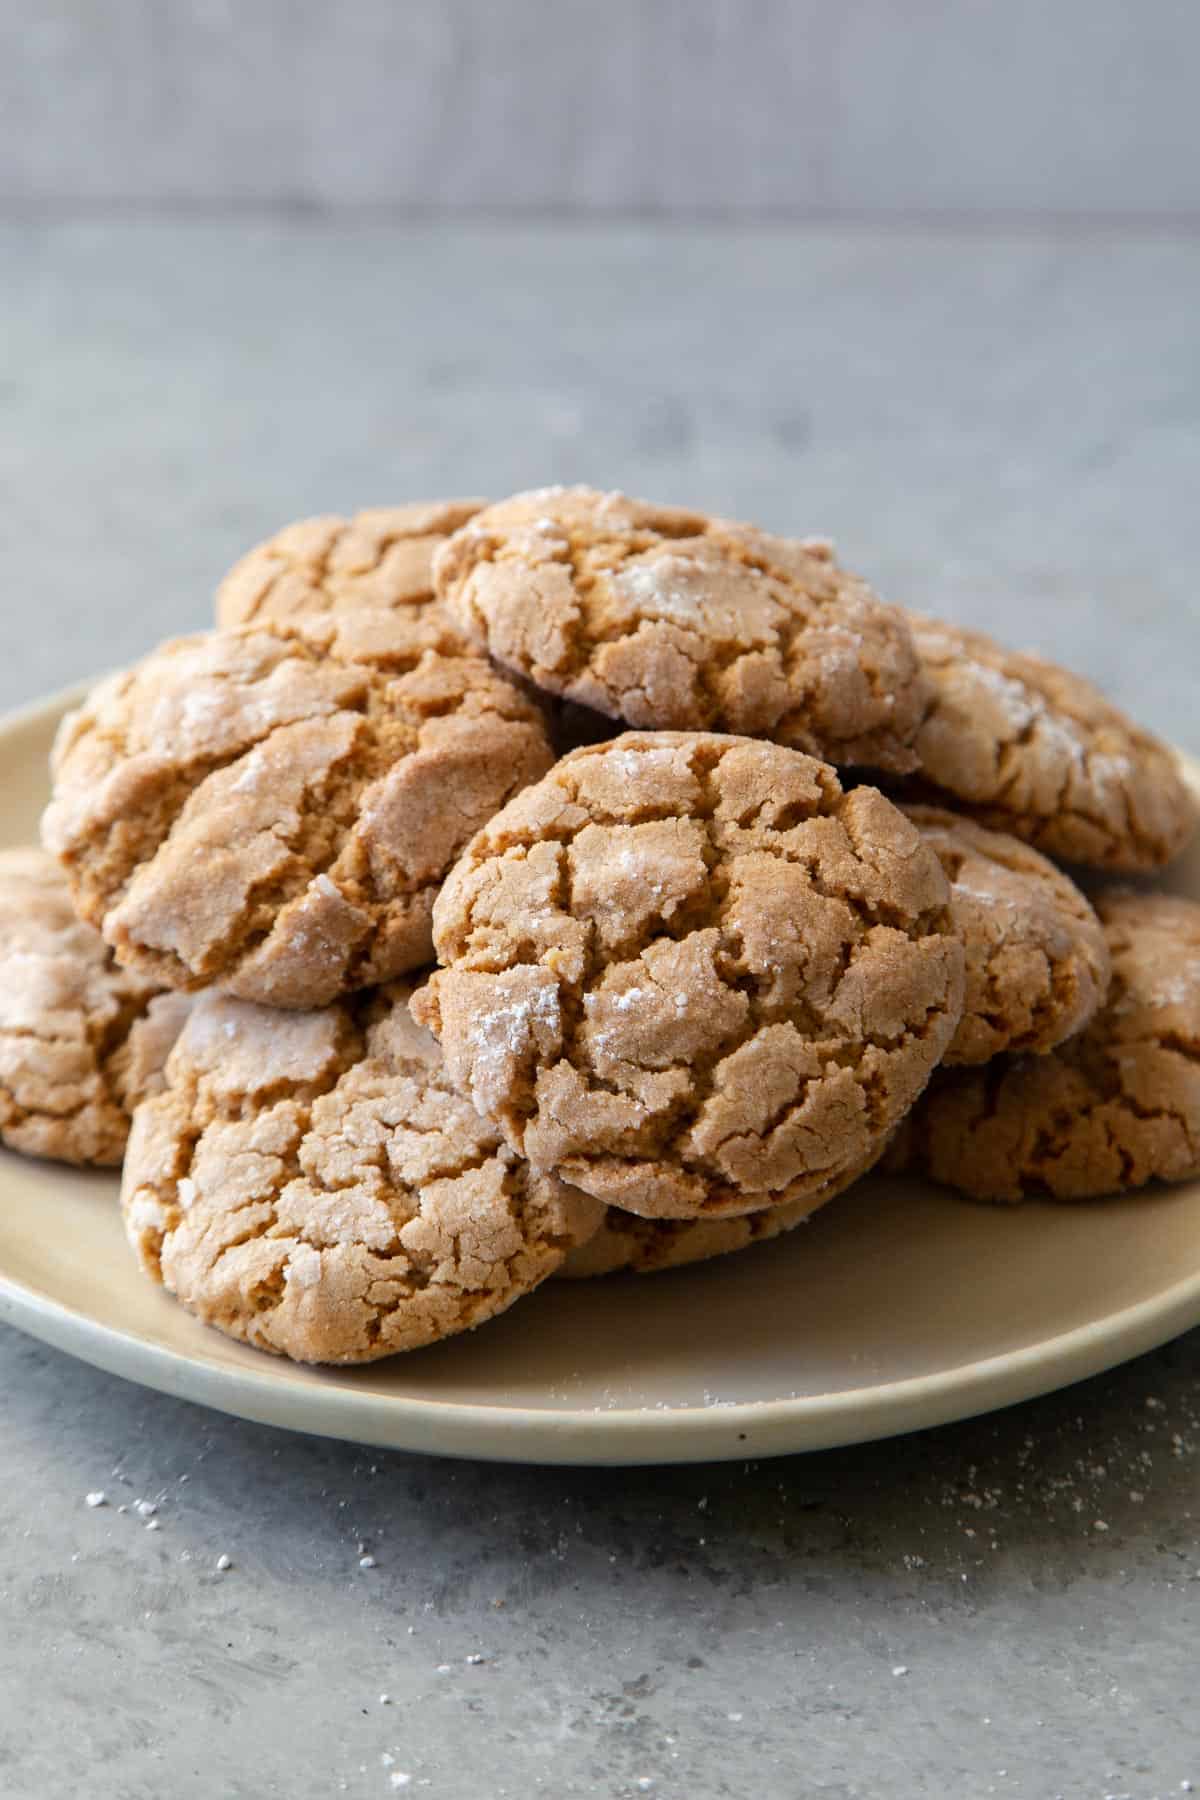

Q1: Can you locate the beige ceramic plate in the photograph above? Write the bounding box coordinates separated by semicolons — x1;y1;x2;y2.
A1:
3;685;1200;1465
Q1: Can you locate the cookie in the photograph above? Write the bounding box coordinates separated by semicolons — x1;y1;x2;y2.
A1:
557;1197;824;1279
902;804;1110;1066
121;988;602;1364
905;616;1196;871
893;890;1200;1202
434;486;928;772
557;1146;882;1278
42;621;555;1009
215;500;487;646
411;732;965;1220
0;848;191;1166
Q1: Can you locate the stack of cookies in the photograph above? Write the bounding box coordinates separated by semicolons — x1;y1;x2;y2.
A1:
5;487;1199;1365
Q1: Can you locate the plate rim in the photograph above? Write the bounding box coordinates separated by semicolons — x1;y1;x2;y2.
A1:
3;680;1199;1466
3;1243;1200;1465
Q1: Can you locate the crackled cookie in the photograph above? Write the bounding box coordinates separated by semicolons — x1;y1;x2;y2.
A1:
902;804;1110;1066
557;1145;884;1278
0;848;192;1166
434;487;928;772
121;989;602;1364
412;733;964;1220
42;621;555;1009
894;890;1200;1202
216;500;487;650
905;616;1195;871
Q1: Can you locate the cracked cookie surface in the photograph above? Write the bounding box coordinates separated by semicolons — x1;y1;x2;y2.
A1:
412;732;965;1220
0;848;191;1166
891;890;1200;1202
557;1146;882;1278
121;988;602;1364
42;621;554;1009
434;487;928;772
904;617;1196;870
216;500;487;652
902;804;1110;1066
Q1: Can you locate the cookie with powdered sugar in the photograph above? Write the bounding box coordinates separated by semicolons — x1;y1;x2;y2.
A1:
216;499;487;647
121;988;602;1365
412;732;964;1221
0;848;191;1166
434;486;929;773
901;804;1110;1066
904;616;1195;871
892;890;1200;1202
43;619;554;1009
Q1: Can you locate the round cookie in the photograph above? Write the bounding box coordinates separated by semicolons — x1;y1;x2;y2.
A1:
905;615;1196;871
434;486;928;773
411;732;965;1220
557;1145;883;1278
121;988;602;1365
902;803;1110;1066
894;890;1200;1202
42;620;555;1009
0;848;192;1166
216;500;487;645
557;1196;825;1279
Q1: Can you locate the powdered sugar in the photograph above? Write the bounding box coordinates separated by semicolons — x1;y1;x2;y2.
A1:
284;1243;323;1289
614;556;705;622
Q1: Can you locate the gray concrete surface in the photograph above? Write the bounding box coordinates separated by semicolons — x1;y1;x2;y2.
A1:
3;1;1199;218
2;219;1200;1798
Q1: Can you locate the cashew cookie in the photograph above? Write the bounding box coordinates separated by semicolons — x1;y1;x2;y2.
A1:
216;500;487;647
0;848;191;1166
902;804;1110;1066
121;989;602;1364
434;487;928;773
556;1145;883;1278
42;621;555;1009
905;616;1196;871
893;890;1200;1202
412;733;965;1220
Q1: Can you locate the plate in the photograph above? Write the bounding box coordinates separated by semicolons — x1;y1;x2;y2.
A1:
3;684;1200;1466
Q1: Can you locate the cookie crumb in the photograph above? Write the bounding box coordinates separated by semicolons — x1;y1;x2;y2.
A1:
358;1554;377;1569
84;1491;107;1509
215;1553;232;1572
135;1499;157;1519
892;1665;909;1678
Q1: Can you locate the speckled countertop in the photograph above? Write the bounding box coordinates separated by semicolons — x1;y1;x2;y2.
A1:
1;220;1199;1800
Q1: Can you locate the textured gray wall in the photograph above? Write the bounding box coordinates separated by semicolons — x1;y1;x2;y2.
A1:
2;0;1198;216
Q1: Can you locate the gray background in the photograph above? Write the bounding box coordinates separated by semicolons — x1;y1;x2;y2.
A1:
3;7;1200;1800
2;0;1199;217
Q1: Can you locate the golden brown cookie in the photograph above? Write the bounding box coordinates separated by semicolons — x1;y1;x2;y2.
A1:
412;732;965;1220
902;804;1110;1066
905;616;1196;871
42;621;555;1009
556;1145;883;1277
215;500;487;645
557;1197;824;1279
893;890;1200;1202
121;988;602;1365
0;848;191;1166
434;487;928;772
